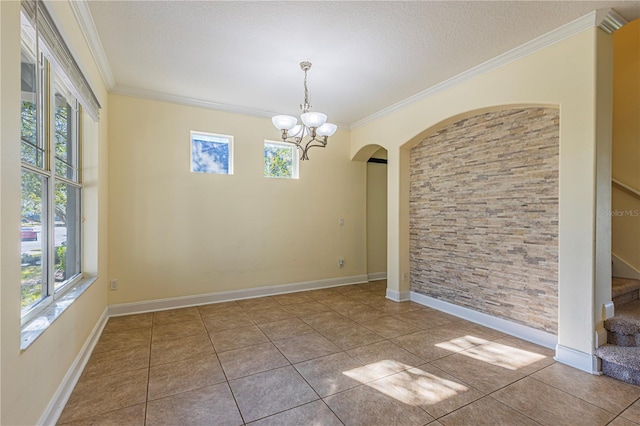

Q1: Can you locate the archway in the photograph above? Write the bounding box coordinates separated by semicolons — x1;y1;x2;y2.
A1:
406;106;560;337
353;144;389;283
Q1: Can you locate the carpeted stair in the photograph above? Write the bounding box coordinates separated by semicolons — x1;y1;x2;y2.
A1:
596;277;640;385
612;277;640;306
596;345;640;386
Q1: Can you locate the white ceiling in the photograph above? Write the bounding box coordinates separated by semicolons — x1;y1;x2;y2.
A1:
85;1;640;126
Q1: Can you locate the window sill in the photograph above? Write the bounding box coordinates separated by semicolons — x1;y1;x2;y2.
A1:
20;276;97;350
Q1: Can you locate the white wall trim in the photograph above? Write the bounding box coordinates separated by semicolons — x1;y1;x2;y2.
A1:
112;85;353;130
555;344;602;375
68;0;116;90
38;307;109;426
386;288;410;302
109;275;369;316
596;328;608;348
112;85;280;120
410;291;557;349
604;301;615;320
350;11;597;129
612;252;640;280
368;272;387;281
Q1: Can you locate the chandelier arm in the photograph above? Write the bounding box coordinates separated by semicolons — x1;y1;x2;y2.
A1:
280;135;302;148
297;135;329;161
311;135;328;146
303;139;328;151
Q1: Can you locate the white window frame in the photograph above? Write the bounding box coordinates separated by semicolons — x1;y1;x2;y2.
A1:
264;140;299;179
190;131;234;175
20;14;83;325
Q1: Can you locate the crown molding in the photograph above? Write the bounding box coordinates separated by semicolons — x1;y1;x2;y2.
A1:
69;0;115;90
350;10;601;129
111;85;280;119
111;85;351;128
596;9;628;34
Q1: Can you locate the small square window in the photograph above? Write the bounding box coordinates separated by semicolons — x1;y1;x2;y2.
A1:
190;131;233;175
264;141;299;179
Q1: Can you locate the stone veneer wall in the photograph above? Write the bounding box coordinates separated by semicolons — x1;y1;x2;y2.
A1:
410;107;559;334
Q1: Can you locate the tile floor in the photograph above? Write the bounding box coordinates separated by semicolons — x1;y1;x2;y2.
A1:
58;281;640;425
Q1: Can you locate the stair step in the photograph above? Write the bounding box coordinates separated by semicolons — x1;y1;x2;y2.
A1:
605;300;640;346
613;277;640;306
596;345;640;386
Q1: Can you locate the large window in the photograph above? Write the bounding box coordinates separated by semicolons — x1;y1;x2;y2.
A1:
264;140;299;179
20;17;83;322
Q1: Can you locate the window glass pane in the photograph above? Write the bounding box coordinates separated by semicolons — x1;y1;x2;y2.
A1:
21;170;47;313
21;44;44;168
54;181;81;289
54;89;77;181
190;132;232;174
264;142;298;179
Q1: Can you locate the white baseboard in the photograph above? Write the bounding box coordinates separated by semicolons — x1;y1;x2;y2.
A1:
410;291;557;349
386;288;410;302
109;275;369;316
555;344;601;375
367;272;387;281
612;253;640;280
39;307;109;425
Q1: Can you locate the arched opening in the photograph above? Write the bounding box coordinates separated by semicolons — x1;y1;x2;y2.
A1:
353;144;389;283
404;105;560;337
366;148;388;281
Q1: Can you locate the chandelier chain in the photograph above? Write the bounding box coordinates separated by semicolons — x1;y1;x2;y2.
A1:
301;68;311;113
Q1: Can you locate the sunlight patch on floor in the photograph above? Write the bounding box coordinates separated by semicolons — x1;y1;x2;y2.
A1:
343;362;468;406
457;339;546;370
434;335;546;370
435;335;489;352
340;364;380;383
343;359;411;379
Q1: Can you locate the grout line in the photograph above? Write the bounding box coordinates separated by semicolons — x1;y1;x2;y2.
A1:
144;313;155;425
200;307;248;425
485;378;546;425
270;339;345;425
526;373;636;417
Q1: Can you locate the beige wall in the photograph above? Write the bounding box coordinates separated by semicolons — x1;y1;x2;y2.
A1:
0;1;109;424
366;149;387;275
108;94;366;305
351;26;612;362
612;19;640;273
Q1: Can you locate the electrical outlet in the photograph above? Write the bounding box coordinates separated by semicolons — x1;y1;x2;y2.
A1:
402;272;408;281
338;218;344;226
110;279;118;291
338;258;345;268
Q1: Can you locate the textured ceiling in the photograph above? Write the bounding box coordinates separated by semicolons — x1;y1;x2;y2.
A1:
87;1;640;126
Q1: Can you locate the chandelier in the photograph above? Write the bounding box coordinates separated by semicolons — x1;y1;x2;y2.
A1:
272;62;337;160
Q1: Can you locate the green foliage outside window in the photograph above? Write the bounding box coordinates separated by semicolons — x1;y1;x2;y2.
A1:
20;101;71;225
264;144;294;178
20;71;79;311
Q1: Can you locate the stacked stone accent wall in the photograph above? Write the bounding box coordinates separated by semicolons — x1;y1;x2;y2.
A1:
410;107;559;333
